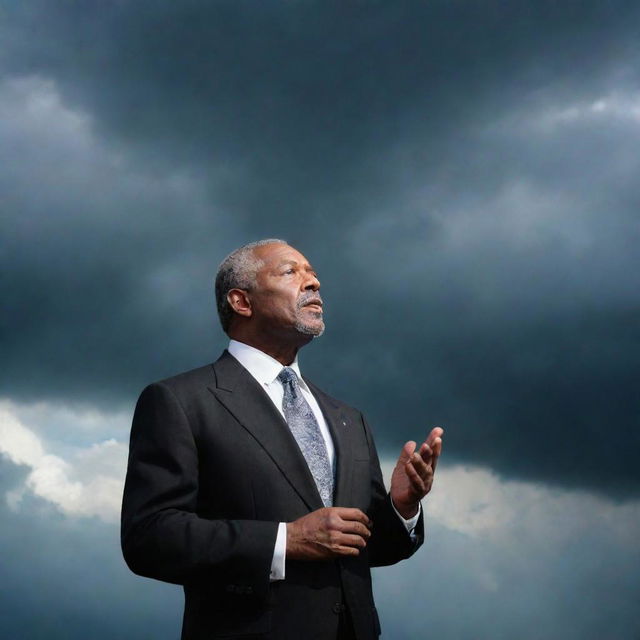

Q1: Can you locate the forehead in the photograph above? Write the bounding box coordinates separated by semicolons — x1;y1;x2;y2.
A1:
253;243;312;269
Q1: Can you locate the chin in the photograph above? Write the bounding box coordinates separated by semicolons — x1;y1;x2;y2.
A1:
294;320;325;337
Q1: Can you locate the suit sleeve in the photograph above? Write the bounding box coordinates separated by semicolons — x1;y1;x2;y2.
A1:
360;414;425;567
120;382;279;597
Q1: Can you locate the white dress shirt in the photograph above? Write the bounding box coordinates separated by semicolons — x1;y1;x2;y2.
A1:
227;339;420;581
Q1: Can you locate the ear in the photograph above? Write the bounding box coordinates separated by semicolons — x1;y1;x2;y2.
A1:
227;288;252;318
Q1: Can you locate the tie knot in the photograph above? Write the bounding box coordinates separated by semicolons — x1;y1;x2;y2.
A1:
277;367;298;386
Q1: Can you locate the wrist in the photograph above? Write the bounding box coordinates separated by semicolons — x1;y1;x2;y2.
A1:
392;498;418;520
285;522;303;559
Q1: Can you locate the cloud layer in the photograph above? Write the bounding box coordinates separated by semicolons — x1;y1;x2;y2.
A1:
2;3;638;497
1;426;638;639
1;3;639;637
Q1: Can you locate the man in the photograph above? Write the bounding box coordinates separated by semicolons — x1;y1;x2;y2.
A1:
121;239;443;640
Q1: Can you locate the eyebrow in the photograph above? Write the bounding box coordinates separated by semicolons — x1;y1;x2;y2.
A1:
275;259;316;271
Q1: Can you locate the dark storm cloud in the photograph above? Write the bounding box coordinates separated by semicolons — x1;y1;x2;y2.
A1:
3;0;638;178
1;1;639;496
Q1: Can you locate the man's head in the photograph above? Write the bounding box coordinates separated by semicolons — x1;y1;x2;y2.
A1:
215;240;324;348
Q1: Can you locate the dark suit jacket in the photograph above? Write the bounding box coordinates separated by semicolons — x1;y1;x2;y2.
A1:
121;350;423;640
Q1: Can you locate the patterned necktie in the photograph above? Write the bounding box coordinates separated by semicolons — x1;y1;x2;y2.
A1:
277;367;334;507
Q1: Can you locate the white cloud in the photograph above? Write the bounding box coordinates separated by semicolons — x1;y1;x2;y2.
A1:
381;459;640;547
0;399;127;522
3;392;639;560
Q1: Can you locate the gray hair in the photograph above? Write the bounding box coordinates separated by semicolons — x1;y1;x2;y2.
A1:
215;238;287;333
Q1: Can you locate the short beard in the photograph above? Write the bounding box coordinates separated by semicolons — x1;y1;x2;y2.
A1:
295;291;325;337
294;317;324;337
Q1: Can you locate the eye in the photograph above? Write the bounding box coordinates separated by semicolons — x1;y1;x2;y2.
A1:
284;268;295;275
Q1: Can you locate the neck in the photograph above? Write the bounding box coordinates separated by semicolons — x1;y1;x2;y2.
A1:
228;331;308;366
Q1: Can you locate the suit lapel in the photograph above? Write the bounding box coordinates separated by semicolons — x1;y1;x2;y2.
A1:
305;379;353;508
209;351;324;511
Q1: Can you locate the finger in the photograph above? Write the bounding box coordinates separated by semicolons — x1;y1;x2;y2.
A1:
321;532;366;554
336;533;368;549
330;544;361;557
426;427;444;448
431;437;443;471
415;445;436;477
418;442;433;464
398;441;417;465
333;507;371;527
423;428;443;466
410;450;433;480
339;520;371;538
404;459;428;496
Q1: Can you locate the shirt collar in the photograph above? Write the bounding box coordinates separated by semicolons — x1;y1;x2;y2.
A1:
227;339;308;390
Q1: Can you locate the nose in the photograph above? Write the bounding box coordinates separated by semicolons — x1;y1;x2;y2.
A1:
303;271;320;291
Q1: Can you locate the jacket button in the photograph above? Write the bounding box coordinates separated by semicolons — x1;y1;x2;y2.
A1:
332;602;345;614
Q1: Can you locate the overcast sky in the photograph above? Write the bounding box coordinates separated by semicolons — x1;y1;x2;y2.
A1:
1;2;639;638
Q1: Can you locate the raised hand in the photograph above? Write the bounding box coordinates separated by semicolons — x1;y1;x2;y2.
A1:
390;427;444;519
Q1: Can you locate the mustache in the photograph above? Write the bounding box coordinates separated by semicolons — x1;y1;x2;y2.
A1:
297;291;323;309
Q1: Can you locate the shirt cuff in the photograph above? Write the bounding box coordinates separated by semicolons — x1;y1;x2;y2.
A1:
269;522;287;581
390;497;422;535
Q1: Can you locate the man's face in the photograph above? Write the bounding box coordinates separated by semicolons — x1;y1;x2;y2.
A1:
250;243;324;338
